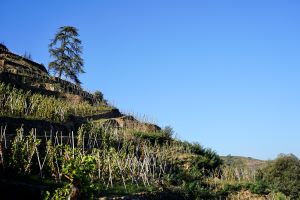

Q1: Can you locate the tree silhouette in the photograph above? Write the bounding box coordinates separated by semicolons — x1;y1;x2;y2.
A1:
0;43;9;52
49;26;84;85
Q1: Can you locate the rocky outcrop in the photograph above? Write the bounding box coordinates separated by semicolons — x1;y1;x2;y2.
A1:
102;115;161;132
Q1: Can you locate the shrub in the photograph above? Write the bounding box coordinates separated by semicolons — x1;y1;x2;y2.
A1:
9;127;41;174
133;131;169;144
262;154;300;199
94;90;103;102
189;142;206;155
192;148;223;172
188;143;223;169
248;181;269;195
162;126;174;139
184;181;215;200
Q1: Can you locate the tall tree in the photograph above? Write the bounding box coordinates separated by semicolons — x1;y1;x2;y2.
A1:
49;26;84;85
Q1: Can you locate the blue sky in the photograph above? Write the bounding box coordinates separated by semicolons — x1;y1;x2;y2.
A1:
1;0;300;160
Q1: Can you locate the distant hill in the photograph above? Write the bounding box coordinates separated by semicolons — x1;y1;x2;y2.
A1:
221;155;267;169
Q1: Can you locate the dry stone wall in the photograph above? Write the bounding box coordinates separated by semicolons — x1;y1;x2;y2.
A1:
0;49;97;103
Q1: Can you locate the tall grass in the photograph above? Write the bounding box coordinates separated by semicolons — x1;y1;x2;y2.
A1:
0;83;111;122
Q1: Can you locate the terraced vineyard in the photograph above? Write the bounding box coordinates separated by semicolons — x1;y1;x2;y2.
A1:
0;45;298;200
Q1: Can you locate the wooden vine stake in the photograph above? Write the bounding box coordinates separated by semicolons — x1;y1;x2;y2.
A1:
72;131;75;159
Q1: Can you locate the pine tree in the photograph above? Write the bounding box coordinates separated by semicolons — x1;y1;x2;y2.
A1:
49;26;85;85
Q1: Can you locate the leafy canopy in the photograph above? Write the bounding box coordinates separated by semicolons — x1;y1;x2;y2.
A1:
49;26;85;85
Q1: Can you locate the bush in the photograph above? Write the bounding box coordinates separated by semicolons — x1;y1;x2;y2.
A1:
94;90;103;102
186;143;223;169
248;181;269;195
162;126;174;139
262;154;300;199
133;131;169;144
191;148;223;172
184;181;215;200
189;142;206;155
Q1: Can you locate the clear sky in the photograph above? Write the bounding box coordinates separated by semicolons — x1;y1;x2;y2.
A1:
1;0;300;160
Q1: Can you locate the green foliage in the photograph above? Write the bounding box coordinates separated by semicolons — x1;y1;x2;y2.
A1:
94;90;104;102
186;142;223;172
248;180;269;195
192;151;223;172
9;127;41;174
184;181;215;200
63;154;96;183
0;83;109;122
220;183;242;196
162;125;174;139
45;148;98;199
49;26;84;85
187;142;205;155
43;139;59;179
216;181;269;198
163;143;223;199
273;192;290;200
46;184;71;200
133;130;171;144
62;154;98;198
215;154;300;199
261;154;300;199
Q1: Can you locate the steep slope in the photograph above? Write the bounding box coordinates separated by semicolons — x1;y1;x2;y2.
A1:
222;155;267;169
1;46;292;199
0;46;160;135
1;46;223;199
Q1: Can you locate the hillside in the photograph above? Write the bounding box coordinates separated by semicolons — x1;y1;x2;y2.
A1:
0;44;297;200
0;44;160;135
222;156;267;170
0;45;219;199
